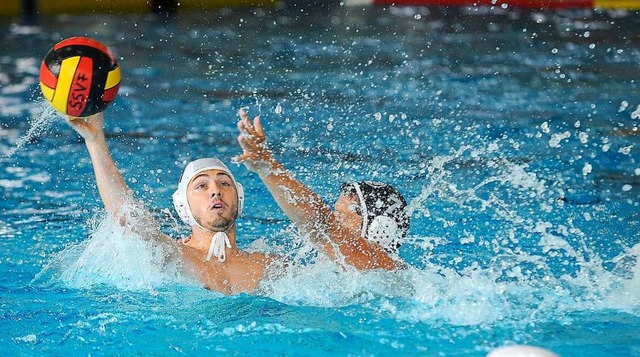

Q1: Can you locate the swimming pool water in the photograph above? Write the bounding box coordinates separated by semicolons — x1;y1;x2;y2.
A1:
1;5;640;355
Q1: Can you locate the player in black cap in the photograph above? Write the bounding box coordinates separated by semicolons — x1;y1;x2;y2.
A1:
235;109;410;270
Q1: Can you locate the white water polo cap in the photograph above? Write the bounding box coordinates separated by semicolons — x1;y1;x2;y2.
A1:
172;158;245;228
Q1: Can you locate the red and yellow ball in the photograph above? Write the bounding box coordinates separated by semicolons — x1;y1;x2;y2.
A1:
39;37;121;117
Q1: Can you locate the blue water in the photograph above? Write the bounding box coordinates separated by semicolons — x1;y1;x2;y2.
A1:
1;5;640;355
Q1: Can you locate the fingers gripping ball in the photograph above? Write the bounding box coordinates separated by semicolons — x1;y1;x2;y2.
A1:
39;37;121;117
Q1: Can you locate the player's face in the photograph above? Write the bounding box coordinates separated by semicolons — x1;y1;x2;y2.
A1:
334;193;363;234
187;170;238;232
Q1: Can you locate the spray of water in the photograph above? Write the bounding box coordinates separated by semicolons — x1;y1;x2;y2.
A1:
31;110;639;328
5;100;60;157
260;139;640;326
33;207;194;292
34;144;639;328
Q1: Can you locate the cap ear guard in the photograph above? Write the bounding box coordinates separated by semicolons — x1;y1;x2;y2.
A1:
366;215;401;253
172;188;197;227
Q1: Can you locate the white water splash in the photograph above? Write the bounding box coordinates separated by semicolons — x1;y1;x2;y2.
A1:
35;212;193;291
262;236;640;326
309;143;640;325
29;142;640;326
260;141;640;326
548;131;571;148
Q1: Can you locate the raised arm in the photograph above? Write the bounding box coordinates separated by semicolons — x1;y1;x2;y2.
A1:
66;113;177;249
66;113;133;216
234;111;332;235
234;110;399;270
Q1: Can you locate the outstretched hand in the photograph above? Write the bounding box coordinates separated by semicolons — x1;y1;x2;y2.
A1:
234;109;275;174
65;112;105;143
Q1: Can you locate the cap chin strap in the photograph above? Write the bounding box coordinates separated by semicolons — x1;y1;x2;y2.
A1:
196;218;235;262
206;231;232;262
352;182;369;238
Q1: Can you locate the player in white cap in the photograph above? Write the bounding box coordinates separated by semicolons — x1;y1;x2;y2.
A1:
65;112;275;295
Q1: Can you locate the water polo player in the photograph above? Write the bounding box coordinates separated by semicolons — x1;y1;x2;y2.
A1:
235;109;410;270
65;112;277;295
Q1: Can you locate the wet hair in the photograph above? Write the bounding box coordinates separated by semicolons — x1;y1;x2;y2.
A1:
340;181;410;253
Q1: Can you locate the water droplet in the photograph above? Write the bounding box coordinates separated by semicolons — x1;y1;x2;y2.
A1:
619;101;629;112
549;131;570;148
541;122;550;133
618;145;633;155
579;132;589;144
